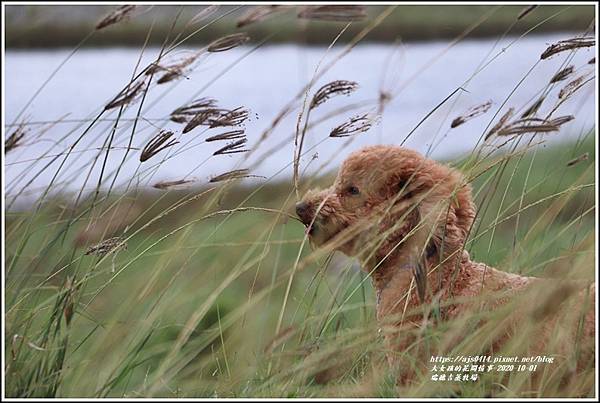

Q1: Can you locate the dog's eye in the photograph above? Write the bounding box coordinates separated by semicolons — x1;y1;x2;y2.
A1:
426;242;437;258
398;178;414;198
347;186;360;196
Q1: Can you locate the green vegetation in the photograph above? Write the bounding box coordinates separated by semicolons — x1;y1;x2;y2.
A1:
5;4;595;48
5;135;595;397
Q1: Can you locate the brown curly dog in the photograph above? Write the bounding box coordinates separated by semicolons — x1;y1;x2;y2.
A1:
296;145;595;384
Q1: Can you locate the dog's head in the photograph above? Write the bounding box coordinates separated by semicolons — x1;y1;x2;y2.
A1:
296;145;475;264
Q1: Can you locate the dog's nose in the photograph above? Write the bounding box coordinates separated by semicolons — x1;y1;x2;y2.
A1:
295;201;310;223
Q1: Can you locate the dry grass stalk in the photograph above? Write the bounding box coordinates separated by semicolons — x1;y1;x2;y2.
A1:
566;152;589;167
209;169;255;182
140;130;179;162
205;129;246;142
450;100;493;128
558;73;592;99
521;97;545;118
153;179;196;190
171;98;219;123
104;79;146;110
96;5;137;30
311;80;359;109
5;123;27;153
213;139;248;155
330;113;377;137
84;237;127;257
517;5;537;20
485;107;515;139
549;65;574;83
540;36;595;60
495;115;574;137
207;33;250;52
298;5;367;22
236;5;288;27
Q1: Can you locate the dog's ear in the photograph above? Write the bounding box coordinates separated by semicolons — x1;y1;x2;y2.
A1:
428;173;475;265
383;166;429;202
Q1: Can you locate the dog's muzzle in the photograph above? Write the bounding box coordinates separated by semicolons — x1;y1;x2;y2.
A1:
296;201;316;235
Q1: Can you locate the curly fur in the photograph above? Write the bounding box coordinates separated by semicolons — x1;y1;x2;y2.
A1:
296;145;595;383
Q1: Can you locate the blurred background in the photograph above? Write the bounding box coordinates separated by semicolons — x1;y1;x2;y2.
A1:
5;4;596;202
4;4;597;398
4;4;595;46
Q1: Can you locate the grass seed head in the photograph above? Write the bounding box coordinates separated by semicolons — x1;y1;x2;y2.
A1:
311;80;359;109
190;5;220;25
153;179;196;190
151;51;203;84
205;130;246;142
558;73;592;99
5;123;27;153
171;98;219;123
237;5;288;27
181;107;249;133
156;69;184;84
145;62;164;76
566;152;589;167
451;100;493;128
104;79;146;110
548;115;576;126
549;65;575;83
207;33;251;52
182;108;226;133
378;90;392;112
96;5;137;30
140;130;179;162
209;169;251;182
330;113;377;137
485;107;515;139
84;237;127;257
213;138;248;155
541;36;595;60
521;97;545;118
209;107;250;128
298;5;368;22
496;115;574;137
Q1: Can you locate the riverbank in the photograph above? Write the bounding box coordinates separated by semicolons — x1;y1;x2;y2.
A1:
5;4;594;48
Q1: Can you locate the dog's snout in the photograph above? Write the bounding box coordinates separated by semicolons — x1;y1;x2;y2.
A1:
295;201;311;223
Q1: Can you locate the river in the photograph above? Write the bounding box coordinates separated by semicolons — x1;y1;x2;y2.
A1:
5;32;596;206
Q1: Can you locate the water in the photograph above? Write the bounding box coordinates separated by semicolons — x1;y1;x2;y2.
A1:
4;33;596;206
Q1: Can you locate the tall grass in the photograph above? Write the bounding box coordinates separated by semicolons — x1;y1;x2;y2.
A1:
4;4;597;398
